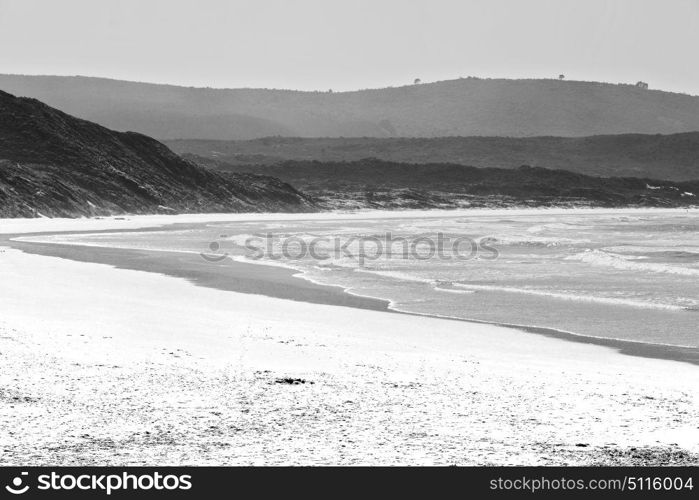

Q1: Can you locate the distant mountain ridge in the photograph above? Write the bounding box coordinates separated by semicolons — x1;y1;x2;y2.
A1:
2;75;699;140
167;133;699;181
0;90;314;217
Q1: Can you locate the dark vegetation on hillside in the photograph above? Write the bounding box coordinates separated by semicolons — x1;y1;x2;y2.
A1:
168;133;699;182
190;156;699;210
0;90;314;218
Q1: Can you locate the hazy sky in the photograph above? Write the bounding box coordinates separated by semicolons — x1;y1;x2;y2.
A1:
1;0;698;94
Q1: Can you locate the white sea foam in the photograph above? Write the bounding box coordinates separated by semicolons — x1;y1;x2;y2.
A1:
213;233;267;248
433;286;476;294
451;283;687;311
565;249;699;276
483;234;590;247
525;222;592;233
602;245;699;256
353;268;436;284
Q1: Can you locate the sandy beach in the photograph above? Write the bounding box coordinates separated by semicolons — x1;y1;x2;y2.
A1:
1;212;698;465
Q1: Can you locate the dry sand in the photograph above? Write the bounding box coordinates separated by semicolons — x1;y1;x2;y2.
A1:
1;212;698;465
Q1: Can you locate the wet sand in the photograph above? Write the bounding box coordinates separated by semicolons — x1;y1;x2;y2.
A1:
6;237;389;311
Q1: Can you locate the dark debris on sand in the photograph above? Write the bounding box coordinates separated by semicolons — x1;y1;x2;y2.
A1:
589;445;699;466
274;378;314;385
538;444;699;466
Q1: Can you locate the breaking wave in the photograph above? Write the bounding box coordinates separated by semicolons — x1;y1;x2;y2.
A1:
565;249;699;276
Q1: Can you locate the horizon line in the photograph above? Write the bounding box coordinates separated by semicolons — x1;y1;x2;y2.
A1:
1;72;696;97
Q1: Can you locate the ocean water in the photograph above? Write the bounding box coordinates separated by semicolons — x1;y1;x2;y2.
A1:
30;211;699;348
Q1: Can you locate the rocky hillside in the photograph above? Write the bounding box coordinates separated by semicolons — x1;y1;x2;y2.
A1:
193;157;699;210
2;75;699;140
168;133;699;181
0;90;314;218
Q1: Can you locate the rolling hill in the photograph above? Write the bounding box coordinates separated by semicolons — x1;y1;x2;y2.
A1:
0;90;314;217
2;75;699;140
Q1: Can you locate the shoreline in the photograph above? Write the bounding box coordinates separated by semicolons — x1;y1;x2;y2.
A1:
2;212;699;464
4;237;390;312
4;218;699;366
1;206;697;233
